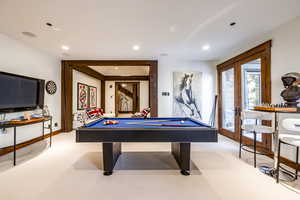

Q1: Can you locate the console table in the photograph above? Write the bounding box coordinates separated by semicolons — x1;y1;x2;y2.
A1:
0;117;52;166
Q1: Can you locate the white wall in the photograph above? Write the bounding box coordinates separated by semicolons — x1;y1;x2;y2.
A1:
105;81;149;114
218;16;300;161
139;81;149;110
158;56;216;123
0;33;61;148
72;70;101;114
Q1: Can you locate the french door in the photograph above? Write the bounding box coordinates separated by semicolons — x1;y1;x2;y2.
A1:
217;41;272;151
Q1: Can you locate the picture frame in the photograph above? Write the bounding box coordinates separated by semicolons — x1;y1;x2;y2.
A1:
89;86;97;108
173;72;202;120
77;82;89;110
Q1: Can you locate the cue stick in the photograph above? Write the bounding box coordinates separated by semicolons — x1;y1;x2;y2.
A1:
127;119;184;125
134;123;196;127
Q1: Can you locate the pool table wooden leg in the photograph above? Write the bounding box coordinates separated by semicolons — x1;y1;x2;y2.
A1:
102;142;122;176
171;142;191;176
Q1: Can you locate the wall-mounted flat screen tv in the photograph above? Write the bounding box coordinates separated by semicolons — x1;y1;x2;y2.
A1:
0;71;45;113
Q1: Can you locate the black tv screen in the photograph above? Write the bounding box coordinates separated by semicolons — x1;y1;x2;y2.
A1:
0;71;45;113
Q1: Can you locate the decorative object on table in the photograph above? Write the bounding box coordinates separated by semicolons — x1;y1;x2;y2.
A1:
77;83;89;110
173;72;202;120
254;103;298;112
31;113;43;119
103;120;119;125
42;105;51;117
24;111;32;120
280;72;300;107
89;86;97;108
45;80;57;95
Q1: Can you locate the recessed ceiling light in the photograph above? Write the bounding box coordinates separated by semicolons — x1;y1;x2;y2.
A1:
114;67;119;70
202;44;210;51
61;45;70;51
132;45;140;51
46;22;53;27
46;22;61;31
22;31;37;38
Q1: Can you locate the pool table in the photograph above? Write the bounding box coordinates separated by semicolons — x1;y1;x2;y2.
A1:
76;117;217;176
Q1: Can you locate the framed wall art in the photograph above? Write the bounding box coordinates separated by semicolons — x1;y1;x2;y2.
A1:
173;72;202;120
89;86;97;108
77;82;89;110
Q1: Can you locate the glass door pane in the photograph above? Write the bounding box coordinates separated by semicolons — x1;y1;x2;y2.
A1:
221;68;235;132
241;58;262;141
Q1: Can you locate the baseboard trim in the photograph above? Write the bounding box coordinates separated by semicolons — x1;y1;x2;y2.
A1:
0;129;62;156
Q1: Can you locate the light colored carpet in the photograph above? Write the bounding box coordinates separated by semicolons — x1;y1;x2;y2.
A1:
0;132;299;200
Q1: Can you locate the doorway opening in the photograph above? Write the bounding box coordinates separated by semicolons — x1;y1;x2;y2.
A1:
217;41;271;151
61;60;157;132
115;82;140;117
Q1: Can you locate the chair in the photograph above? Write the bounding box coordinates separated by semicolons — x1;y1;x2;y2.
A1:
239;110;275;168
86;108;115;119
276;116;300;183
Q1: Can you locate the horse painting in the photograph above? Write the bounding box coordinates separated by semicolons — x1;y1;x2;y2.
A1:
173;72;202;119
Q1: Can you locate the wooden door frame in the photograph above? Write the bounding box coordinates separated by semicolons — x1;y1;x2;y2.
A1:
61;60;158;132
115;82;140;115
217;41;272;150
217;64;237;139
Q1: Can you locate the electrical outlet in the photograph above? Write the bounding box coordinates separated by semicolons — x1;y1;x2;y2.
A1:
54;122;58;127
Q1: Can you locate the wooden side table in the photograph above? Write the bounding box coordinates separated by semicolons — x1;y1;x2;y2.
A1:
0;117;53;166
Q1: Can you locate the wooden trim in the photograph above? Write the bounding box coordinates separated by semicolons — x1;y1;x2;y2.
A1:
276;154;300;170
101;80;105;112
61;61;73;132
105;76;149;81
217;40;272;69
62;60;158;132
149;61;158;117
0;129;62;156
217;40;272;149
63;60;158;66
72;65;105;80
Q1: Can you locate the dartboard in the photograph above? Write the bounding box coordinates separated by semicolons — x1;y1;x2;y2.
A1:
46;81;57;95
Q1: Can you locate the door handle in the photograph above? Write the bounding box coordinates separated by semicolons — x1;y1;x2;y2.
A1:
234;107;241;117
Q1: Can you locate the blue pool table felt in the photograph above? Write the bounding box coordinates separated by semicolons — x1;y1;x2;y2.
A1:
86;118;209;128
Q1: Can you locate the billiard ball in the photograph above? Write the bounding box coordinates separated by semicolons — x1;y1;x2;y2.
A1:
181;120;184;124
104;120;119;125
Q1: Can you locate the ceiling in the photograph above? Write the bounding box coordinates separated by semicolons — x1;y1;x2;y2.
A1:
0;0;300;60
89;66;149;76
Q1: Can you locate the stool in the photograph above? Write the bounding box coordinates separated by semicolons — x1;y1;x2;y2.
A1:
239;110;275;168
